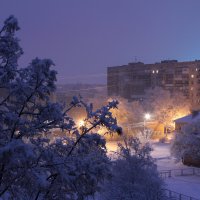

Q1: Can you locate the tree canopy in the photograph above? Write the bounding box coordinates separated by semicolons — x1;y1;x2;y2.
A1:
0;15;121;199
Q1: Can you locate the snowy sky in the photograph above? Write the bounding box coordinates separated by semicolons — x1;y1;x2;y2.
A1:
1;0;200;84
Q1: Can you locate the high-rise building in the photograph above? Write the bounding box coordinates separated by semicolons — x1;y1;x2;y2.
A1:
107;60;200;108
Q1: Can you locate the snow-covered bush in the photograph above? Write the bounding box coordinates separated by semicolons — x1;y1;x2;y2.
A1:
101;137;165;200
0;16;121;199
171;122;200;166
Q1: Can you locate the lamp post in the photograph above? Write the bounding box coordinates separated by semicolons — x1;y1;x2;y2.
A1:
144;113;151;121
144;113;151;137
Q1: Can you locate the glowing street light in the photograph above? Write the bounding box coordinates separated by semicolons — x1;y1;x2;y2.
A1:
144;113;151;120
79;120;85;127
144;113;151;138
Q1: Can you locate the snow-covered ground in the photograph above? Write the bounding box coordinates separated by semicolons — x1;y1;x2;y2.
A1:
152;142;200;199
166;176;200;199
151;142;185;170
106;141;200;199
106;141;119;153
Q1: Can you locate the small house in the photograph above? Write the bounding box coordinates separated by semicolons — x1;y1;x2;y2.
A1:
174;111;200;132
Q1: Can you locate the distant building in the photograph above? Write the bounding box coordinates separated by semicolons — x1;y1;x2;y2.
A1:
107;60;200;108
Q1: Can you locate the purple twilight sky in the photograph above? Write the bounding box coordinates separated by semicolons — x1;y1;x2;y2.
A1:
1;0;200;84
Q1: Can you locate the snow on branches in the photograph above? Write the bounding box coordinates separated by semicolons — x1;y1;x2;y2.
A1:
0;16;121;200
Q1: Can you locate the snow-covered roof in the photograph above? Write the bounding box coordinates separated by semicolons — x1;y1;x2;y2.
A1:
174;113;200;124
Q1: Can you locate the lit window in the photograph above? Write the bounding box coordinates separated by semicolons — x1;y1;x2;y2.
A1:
191;74;194;78
152;70;155;74
196;68;198;71
156;70;159;73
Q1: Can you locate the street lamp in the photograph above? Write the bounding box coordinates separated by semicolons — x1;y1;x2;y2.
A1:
144;113;151;137
79;120;85;127
144;113;151;121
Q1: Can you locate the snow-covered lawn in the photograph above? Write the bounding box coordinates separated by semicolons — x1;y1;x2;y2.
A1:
166;176;200;199
151;142;185;170
106;141;118;153
152;142;200;199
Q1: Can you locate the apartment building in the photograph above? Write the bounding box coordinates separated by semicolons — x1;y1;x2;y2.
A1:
107;60;200;108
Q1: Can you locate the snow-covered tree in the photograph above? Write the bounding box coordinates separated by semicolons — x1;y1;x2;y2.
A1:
101;137;165;200
87;96;144;140
0;16;122;199
90;97;144;125
171;121;200;166
144;87;190;129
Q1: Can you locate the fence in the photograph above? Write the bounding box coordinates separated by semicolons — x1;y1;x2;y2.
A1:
159;167;200;179
162;189;200;200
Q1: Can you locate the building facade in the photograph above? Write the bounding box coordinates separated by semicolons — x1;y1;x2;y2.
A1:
107;60;200;108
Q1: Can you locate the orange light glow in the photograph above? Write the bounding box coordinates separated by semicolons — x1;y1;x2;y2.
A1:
79;120;85;127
